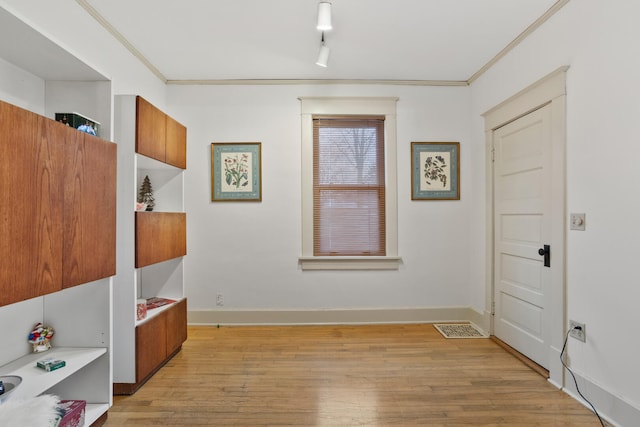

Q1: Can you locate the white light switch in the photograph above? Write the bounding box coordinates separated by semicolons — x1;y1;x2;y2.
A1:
570;213;586;231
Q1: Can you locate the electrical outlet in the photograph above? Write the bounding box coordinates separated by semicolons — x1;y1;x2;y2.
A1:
569;320;586;342
216;293;224;306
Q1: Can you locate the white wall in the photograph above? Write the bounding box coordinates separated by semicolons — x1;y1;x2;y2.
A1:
3;0;639;423
0;0;167;109
168;84;473;312
469;0;640;421
0;57;45;113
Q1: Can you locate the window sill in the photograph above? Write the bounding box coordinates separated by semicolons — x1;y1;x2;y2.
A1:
299;256;402;271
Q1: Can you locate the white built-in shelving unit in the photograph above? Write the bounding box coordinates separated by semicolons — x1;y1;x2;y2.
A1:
113;95;186;390
0;6;113;425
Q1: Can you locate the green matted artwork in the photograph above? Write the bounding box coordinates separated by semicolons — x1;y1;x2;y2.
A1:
411;142;460;200
211;142;262;202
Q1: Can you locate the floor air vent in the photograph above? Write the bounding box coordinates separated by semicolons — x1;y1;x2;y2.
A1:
433;323;487;339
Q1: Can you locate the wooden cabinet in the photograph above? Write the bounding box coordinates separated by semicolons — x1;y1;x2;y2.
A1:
0;99;114;427
135;310;167;382
165;298;188;355
135;212;187;268
0;102;64;306
135;96;166;163
0;100;116;306
135;299;187;385
113;95;187;395
136;96;187;169
165;115;187;169
63;128;117;288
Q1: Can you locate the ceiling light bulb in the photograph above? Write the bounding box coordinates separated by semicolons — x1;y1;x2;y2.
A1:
317;2;332;31
316;42;330;67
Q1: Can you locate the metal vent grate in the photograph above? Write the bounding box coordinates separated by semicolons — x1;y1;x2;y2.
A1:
433;323;487;339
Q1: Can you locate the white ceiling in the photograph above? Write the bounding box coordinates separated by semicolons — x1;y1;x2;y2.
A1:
79;0;562;84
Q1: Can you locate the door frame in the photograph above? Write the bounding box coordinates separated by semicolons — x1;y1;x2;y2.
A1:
482;66;568;387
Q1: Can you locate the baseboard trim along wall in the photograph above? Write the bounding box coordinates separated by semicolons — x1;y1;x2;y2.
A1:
188;306;487;330
562;369;640;427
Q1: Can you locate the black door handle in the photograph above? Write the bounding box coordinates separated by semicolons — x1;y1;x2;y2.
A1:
538;244;550;267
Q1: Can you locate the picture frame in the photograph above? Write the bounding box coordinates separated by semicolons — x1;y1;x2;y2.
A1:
411;142;460;200
211;142;262;201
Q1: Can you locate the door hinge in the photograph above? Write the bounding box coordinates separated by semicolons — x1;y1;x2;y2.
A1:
491;301;495;315
491;147;495;162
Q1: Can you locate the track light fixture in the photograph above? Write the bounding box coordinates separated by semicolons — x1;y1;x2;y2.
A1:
316;32;330;67
317;2;332;31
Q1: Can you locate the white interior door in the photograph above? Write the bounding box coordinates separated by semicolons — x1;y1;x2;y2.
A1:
493;103;553;368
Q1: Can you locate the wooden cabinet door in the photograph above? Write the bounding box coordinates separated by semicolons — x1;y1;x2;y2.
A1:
165;115;187;169
136;96;166;162
63;131;117;288
135;212;187;267
136;312;167;382
166;299;187;355
0;102;64;306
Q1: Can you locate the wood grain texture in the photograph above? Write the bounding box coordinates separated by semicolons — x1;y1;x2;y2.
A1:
115;301;188;395
165;114;187;169
165;298;188;355
135;212;186;267
0;101;64;306
136;96;166;163
63;131;117;288
136;312;168;382
106;324;604;426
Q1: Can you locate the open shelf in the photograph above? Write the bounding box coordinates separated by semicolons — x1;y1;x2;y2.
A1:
1;7;114;423
114;95;187;394
135;297;185;327
86;403;110;426
0;347;107;399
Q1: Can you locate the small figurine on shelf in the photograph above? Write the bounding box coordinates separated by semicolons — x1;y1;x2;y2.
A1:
77;121;97;136
28;323;55;353
137;175;155;211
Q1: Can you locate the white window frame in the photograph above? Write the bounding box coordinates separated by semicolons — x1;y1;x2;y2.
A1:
299;97;401;270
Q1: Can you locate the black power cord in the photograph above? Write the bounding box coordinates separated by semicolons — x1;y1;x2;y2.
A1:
560;326;606;426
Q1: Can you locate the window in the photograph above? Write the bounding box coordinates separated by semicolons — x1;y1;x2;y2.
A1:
299;97;400;270
313;116;386;256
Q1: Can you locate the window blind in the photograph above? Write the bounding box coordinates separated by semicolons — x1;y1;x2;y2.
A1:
313;116;386;256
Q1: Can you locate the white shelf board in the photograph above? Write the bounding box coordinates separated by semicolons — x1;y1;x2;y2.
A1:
135;298;184;327
0;347;106;400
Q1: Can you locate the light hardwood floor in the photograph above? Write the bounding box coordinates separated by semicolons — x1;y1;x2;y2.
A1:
105;324;604;426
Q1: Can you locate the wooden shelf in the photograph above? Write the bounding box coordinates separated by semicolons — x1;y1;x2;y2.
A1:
0;347;107;400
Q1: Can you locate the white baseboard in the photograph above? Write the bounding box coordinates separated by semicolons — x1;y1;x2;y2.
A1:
561;369;639;427
188;306;487;328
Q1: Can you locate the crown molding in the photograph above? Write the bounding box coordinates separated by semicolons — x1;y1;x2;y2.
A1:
75;0;167;83
166;79;468;86
467;0;570;84
77;0;569;87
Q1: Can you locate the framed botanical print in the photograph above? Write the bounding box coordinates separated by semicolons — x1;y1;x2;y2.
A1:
411;142;460;200
211;142;262;201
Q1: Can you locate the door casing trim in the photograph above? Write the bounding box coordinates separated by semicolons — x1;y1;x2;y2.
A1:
482;66;568;386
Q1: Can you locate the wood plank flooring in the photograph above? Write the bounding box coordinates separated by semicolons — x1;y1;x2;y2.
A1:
105;324;604;426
